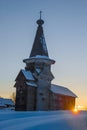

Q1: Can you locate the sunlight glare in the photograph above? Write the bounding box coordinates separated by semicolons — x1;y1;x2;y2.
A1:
74;108;78;112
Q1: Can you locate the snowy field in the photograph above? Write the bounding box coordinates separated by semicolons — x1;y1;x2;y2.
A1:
0;110;87;130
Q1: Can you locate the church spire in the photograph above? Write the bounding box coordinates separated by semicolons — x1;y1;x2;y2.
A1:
29;12;49;57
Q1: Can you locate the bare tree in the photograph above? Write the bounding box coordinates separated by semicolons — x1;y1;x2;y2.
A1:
10;92;16;103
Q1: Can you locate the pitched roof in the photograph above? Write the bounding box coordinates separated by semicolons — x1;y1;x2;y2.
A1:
4;99;14;105
26;82;37;87
51;84;77;98
22;70;35;81
29;18;49;57
0;98;14;106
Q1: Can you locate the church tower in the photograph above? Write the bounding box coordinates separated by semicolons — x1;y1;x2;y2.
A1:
14;13;55;111
14;13;77;111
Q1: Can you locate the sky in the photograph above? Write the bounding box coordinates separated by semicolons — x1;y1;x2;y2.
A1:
0;0;87;109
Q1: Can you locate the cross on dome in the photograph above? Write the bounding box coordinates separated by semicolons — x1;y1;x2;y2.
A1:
37;11;44;26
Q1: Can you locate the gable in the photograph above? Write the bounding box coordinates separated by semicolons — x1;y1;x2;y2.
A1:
15;69;35;81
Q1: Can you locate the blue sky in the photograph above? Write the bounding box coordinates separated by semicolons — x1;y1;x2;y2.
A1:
0;0;87;108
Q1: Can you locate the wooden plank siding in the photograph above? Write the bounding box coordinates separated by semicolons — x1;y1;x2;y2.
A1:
50;92;75;110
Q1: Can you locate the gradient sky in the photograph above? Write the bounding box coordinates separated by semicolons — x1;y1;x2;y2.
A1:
0;0;87;109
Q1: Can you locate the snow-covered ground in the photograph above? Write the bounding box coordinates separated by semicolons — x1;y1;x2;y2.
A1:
0;110;87;130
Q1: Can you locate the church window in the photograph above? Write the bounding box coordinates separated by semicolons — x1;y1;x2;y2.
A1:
39;92;43;96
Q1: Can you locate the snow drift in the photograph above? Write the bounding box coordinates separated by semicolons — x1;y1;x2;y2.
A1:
0;110;87;130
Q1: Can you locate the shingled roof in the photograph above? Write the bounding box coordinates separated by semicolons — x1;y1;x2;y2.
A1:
29;17;49;57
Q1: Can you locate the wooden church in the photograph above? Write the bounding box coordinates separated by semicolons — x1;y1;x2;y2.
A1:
14;14;77;111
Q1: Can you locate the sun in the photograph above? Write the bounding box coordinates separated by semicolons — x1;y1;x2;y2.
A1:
71;106;79;114
74;108;78;112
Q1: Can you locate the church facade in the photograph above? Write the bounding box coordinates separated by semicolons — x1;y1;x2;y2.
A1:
14;15;77;111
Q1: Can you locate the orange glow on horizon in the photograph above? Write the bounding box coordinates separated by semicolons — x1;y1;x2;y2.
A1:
71;108;79;115
75;105;87;110
74;108;78;112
